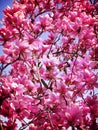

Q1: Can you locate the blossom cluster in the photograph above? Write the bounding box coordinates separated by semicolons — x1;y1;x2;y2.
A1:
0;0;98;129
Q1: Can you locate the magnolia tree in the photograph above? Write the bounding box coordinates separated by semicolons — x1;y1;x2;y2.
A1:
0;0;98;129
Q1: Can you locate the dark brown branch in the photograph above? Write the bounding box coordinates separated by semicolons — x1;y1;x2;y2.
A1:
0;54;20;74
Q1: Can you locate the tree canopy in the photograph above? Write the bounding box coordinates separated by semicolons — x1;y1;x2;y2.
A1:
0;0;98;129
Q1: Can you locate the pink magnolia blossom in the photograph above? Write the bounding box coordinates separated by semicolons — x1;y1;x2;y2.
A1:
0;0;98;130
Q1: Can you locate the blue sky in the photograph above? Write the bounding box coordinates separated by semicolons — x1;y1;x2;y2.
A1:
0;0;13;23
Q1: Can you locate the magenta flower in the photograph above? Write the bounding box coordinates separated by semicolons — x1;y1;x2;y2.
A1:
0;0;98;129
